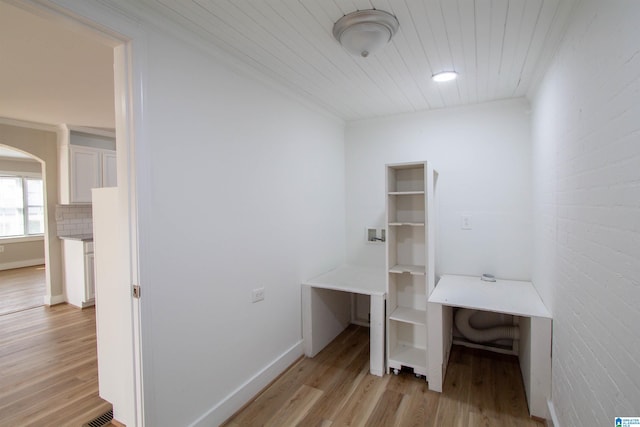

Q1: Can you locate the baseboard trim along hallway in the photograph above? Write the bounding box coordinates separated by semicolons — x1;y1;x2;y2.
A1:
547;399;560;427
190;340;304;427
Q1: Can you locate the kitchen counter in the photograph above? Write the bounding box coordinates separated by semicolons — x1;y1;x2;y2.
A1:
59;234;93;242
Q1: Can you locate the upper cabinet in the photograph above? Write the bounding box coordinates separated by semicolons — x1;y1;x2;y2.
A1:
101;151;117;188
59;125;117;204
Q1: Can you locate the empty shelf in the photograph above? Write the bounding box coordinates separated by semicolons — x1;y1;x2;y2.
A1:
389;344;427;372
388;191;425;195
389;307;426;325
389;264;425;275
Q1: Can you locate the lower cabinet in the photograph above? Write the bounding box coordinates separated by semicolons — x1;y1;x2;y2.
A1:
63;239;95;308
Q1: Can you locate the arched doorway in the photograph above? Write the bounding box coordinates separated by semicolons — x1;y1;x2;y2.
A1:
0;145;47;314
0;129;61;307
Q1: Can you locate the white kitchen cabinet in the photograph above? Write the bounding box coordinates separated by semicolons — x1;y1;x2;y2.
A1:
59;125;117;204
102;151;117;188
63;239;95;308
85;251;95;301
70;145;101;203
385;161;437;381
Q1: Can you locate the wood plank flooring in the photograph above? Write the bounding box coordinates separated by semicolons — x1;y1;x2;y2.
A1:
224;325;544;427
0;266;544;426
0;265;46;315
0;303;112;426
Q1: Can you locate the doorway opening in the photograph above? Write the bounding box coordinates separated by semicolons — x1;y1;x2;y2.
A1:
0;146;46;315
0;1;141;425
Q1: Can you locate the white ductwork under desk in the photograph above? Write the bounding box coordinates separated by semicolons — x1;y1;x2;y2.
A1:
428;274;552;420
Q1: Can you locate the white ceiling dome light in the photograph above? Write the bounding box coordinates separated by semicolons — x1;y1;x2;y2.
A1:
333;10;399;58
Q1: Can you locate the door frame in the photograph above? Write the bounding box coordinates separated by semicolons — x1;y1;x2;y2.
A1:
10;0;148;424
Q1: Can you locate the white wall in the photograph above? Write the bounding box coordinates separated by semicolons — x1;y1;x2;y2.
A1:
0;157;41;174
345;98;532;280
0;239;44;270
531;1;640;426
137;29;346;426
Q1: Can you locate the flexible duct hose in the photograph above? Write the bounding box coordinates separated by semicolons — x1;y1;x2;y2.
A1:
454;308;520;343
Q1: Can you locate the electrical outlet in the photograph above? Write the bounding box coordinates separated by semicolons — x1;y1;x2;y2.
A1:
0;245;4;253
251;287;265;303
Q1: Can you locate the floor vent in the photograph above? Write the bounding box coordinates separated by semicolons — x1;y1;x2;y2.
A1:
82;409;113;427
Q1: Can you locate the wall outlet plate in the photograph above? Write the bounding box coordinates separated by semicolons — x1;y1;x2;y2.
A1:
251;287;265;303
461;215;472;230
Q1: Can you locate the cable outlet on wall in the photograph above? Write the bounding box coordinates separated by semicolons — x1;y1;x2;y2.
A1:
366;227;386;244
251;287;265;303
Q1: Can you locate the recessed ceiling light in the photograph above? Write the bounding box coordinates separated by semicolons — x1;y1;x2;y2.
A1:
432;71;458;82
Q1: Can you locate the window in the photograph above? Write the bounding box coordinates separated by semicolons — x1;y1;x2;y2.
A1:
0;175;44;238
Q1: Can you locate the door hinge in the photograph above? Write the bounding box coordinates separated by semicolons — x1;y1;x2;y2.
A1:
132;285;141;299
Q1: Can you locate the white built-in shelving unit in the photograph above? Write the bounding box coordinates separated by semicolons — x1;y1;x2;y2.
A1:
385;161;437;379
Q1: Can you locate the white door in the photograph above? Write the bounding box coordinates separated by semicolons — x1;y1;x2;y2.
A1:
93;187;136;424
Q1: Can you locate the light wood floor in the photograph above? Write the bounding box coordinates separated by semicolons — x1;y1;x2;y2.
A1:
0;302;112;426
224;325;544;427
0;265;46;315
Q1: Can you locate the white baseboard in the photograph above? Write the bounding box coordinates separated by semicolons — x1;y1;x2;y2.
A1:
190;340;304;427
0;258;45;271
547;400;560;427
44;293;66;306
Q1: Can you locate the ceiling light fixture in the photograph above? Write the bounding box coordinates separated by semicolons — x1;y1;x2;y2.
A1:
432;71;458;82
333;9;399;58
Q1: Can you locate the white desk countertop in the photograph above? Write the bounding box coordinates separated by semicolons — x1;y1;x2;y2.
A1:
303;265;386;296
428;274;551;318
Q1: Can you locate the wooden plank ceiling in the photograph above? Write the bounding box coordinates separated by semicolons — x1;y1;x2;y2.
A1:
143;0;577;120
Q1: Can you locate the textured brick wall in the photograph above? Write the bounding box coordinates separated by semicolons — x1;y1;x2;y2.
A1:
531;1;640;425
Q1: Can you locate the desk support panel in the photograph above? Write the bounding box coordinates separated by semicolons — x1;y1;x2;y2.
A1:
519;316;552;418
302;284;385;377
369;294;385;376
302;285;351;358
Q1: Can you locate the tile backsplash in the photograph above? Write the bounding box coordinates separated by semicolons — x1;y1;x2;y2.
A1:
55;205;93;236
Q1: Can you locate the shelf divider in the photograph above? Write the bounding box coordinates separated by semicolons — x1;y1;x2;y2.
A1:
388;191;425;196
389;307;426;325
389;344;427;372
388;264;426;275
